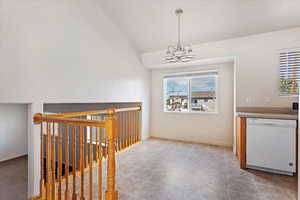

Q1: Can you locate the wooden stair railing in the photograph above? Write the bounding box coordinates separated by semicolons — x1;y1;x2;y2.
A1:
32;106;141;200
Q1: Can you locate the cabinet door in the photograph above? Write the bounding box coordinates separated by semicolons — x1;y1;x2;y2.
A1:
236;117;246;168
236;117;240;159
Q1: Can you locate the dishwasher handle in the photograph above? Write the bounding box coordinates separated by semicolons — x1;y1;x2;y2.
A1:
262;122;280;126
247;118;297;128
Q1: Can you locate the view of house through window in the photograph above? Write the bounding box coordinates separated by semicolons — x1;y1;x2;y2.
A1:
164;71;218;113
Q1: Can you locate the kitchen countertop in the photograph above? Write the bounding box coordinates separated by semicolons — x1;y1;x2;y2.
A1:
236;107;298;120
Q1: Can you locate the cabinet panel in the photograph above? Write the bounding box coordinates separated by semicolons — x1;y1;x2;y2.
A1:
236;117;246;169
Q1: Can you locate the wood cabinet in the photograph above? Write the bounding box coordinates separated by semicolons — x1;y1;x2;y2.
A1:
236;117;246;169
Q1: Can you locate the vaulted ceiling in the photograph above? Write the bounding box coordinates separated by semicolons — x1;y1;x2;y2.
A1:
99;0;300;53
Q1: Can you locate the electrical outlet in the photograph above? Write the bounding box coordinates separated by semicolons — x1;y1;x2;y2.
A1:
246;97;255;104
246;97;250;104
265;97;271;103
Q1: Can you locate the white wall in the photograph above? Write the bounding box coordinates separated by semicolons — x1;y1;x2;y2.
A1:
151;63;234;146
0;104;28;162
0;0;150;196
143;28;300;107
0;0;150;106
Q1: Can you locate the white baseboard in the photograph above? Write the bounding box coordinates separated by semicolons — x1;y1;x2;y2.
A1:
0;153;28;163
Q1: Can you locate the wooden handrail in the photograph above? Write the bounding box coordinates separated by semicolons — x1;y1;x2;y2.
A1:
43;106;141;118
115;106;141;113
33;106;141;200
34;113;106;127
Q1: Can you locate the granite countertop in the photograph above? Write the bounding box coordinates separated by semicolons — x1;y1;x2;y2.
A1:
236;107;298;120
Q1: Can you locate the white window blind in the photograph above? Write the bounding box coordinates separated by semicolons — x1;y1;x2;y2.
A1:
279;48;300;95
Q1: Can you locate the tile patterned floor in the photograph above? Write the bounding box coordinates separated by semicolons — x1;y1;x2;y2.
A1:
0;156;28;200
114;139;297;200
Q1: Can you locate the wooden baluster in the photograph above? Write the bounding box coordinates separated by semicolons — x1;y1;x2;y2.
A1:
124;112;128;148
92;115;97;162
127;111;131;147
106;125;108;158
105;109;118;200
80;126;85;200
131;111;134;145
98;127;103;200
85;125;88;169
122;112;125;149
101;115;106;158
102;131;105;158
121;113;124;149
138;110;141;141
46;122;51;200
72;127;77;200
132;111;135;145
96;126;99;161
116;114;119;152
132;111;134;144
131;112;134;145
118;113;122;151
58;123;62;200
40;122;45;199
52;123;56;200
65;125;70;200
118;113;120;150
118;113;121;151
119;113;123;150
119;113;122;150
104;122;107;158
133;111;137;144
129;111;132;147
119;112;123;150
134;111;138;143
127;112;130;147
136;110;139;142
89;126;93;200
128;112;132;147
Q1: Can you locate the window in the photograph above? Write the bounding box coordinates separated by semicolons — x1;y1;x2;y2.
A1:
164;71;218;113
279;48;300;96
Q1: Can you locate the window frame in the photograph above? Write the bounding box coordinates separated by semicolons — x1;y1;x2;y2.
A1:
163;71;219;114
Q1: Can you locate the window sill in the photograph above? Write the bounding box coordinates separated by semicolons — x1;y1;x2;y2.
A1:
279;94;299;97
163;111;219;115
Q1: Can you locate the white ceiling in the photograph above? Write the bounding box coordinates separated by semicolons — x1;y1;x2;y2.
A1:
98;0;300;53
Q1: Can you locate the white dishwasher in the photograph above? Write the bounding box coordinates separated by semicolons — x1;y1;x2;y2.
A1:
246;118;297;175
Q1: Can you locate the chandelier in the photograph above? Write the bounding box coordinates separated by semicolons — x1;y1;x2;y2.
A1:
165;9;195;63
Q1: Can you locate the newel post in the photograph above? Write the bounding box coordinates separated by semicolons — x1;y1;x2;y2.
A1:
105;109;118;200
33;113;46;199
